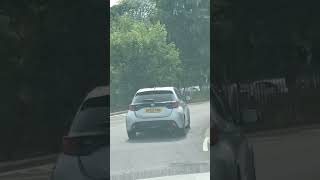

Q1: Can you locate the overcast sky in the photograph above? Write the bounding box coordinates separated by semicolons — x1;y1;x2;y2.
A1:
110;0;119;7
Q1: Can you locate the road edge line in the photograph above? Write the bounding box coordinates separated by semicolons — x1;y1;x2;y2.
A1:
246;124;320;138
0;154;57;174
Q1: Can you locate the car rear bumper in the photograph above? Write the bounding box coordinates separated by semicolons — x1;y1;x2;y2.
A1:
52;148;109;180
51;154;89;180
126;110;185;132
131;120;178;132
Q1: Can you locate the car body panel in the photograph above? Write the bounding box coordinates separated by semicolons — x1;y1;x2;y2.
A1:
211;88;256;180
126;109;185;131
51;86;109;180
52;145;109;180
211;141;238;180
126;87;190;134
134;104;174;118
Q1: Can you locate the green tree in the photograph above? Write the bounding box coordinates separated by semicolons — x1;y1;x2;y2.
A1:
111;0;158;25
110;15;182;108
155;0;210;89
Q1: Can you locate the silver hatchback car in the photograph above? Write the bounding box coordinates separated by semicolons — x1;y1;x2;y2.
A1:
126;87;190;139
50;86;109;180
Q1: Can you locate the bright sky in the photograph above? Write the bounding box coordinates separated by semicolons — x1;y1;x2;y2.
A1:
110;0;119;7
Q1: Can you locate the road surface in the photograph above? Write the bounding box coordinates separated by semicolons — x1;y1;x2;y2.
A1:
1;101;320;179
110;101;211;176
0;164;54;180
251;127;320;180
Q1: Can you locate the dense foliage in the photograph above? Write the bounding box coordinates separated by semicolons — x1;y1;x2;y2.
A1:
110;0;210;110
111;15;182;106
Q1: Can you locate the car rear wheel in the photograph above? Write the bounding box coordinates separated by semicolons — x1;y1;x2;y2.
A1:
127;130;136;139
186;113;191;129
177;128;186;136
176;118;186;137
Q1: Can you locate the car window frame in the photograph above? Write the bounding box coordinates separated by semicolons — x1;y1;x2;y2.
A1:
132;90;176;104
70;106;109;134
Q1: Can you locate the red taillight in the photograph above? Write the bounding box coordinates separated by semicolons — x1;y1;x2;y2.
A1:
62;135;107;156
172;101;179;108
63;136;81;155
167;101;179;109
129;104;136;111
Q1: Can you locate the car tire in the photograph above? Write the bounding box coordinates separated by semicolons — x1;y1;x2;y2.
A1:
186;113;191;129
177;127;186;137
127;130;136;139
177;118;186;137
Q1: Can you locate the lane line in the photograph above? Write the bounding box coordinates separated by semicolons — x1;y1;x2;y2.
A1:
0;164;54;176
110;113;126;118
202;137;210;152
0;175;51;180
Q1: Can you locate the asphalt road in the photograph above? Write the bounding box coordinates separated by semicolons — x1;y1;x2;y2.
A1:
110;101;211;176
1;101;320;179
0;164;54;180
250;127;320;180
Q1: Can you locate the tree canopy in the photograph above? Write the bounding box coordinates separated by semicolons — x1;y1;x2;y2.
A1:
110;14;181;105
110;0;210;109
155;0;210;87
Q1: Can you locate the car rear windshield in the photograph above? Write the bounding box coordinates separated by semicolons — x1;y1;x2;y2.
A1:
81;95;109;110
132;90;175;104
70;95;109;133
71;107;108;133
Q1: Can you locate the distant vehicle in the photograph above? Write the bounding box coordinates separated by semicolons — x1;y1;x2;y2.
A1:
51;86;109;180
126;87;190;139
210;88;256;180
189;86;200;92
180;86;200;94
249;80;288;99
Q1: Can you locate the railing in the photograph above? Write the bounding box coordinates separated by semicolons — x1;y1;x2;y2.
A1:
236;72;320;129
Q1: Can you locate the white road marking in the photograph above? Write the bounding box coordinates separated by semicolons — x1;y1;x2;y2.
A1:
110;113;127;118
0;174;51;180
0;164;54;176
202;137;210;152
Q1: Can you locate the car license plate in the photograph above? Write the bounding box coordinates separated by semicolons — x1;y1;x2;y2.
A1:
145;108;161;113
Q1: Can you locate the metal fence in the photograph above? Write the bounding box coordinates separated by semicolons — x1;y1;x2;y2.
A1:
236;72;320;128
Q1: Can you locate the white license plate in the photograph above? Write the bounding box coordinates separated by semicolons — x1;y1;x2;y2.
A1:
144;108;162;113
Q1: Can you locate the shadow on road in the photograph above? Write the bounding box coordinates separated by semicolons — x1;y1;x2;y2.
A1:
127;129;190;143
